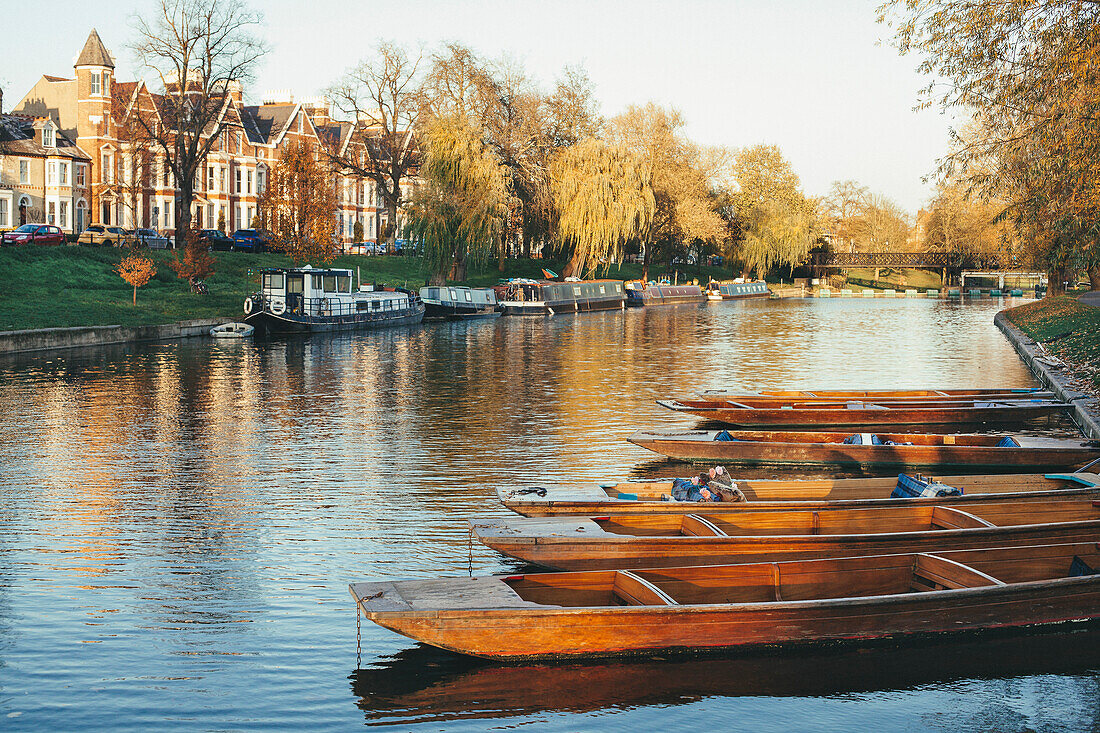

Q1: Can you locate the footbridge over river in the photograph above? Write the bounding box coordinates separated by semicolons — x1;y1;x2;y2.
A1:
809;251;1019;269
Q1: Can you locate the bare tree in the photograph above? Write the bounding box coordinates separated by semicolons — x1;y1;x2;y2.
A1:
130;0;266;248
327;42;424;250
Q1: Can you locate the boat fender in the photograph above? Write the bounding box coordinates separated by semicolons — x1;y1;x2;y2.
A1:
243;297;254;315
271;299;286;315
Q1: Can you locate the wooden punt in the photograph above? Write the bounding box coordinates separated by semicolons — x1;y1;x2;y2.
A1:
499;472;1100;517
698;387;1055;401
657;397;1071;428
626;429;1100;471
472;498;1100;570
350;541;1100;660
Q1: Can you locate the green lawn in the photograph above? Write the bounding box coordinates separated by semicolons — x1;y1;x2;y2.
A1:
1004;295;1100;389
0;246;735;331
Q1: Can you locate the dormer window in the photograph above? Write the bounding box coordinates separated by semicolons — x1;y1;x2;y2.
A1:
42;125;55;148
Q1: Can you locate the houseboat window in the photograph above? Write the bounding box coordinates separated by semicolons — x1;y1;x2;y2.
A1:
323;275;338;292
263;273;285;290
287;275;304;294
599;285;606;294
573;286;582;296
464;291;473;302
449;289;457;301
338;275;352;292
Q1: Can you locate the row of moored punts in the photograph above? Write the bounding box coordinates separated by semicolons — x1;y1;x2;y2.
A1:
352;385;1100;661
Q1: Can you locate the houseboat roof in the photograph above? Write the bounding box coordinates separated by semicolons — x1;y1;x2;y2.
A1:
258;266;353;276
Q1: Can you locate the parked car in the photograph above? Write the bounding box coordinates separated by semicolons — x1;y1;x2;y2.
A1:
1;224;65;246
77;225;133;247
198;229;235;251
131;228;171;249
230;228;274;252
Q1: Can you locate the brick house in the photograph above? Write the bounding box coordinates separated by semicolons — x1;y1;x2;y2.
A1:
0;88;92;232
11;29;403;250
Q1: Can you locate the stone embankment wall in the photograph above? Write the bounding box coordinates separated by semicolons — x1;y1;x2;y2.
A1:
0;319;223;355
995;311;1100;440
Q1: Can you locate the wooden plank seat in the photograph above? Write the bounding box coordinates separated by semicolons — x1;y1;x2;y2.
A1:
911;553;1006;591
930;506;996;529
613;571;679;606
681;514;728;536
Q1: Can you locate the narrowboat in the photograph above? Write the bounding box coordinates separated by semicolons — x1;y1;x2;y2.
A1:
657;396;1071;428
705;280;770;300
350;542;1100;660
496;279;626;316
472;498;1100;570
498;471;1100;517
242;266;424;334
624;281;706;307
626;429;1100;471
418;285;499;320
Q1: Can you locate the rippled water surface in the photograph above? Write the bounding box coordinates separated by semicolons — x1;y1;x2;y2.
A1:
1;296;1097;731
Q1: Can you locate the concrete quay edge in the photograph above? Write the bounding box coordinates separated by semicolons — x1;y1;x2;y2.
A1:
994;310;1100;440
0;318;225;355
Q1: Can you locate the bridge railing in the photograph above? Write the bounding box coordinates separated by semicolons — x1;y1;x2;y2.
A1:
810;251;1019;269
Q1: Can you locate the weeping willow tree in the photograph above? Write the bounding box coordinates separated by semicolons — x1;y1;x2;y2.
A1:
738;198;818;278
551;139;654;277
732;144;818;278
407;116;509;283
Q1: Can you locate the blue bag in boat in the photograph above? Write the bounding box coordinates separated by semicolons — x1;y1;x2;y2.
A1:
714;430;740;441
891;473;963;498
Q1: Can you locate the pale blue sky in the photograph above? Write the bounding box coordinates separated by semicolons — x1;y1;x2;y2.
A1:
0;0;949;213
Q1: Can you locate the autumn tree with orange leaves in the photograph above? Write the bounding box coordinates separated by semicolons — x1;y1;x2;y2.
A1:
260;139;339;264
117;253;157;304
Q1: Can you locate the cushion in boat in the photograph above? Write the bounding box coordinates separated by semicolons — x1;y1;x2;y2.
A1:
996;436;1021;447
714;430;741;441
1070;556;1097;577
891;473;963;498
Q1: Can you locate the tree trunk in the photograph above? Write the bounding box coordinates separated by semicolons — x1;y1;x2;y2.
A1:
1089;266;1100;291
133;285;137;305
641;241;651;282
176;179;194;250
1047;270;1065;297
562;247;585;278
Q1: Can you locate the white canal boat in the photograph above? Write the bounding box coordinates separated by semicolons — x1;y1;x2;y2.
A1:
242;266;425;334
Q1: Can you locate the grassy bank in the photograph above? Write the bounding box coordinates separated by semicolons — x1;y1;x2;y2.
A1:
1004;295;1100;389
0;246;733;331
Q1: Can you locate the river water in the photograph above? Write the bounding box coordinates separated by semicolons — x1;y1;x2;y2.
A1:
1;296;1097;731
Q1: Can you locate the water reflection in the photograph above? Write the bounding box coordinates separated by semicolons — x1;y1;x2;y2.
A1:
0;297;1092;731
351;629;1100;727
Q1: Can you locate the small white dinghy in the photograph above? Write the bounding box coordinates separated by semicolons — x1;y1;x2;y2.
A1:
210;322;255;338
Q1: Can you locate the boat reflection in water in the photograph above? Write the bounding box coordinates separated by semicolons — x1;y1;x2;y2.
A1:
350;627;1100;726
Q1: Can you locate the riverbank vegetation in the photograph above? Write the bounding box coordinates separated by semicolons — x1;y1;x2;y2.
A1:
1004;296;1100;389
0;246;732;331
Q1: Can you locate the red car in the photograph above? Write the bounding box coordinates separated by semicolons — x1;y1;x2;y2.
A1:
1;224;65;246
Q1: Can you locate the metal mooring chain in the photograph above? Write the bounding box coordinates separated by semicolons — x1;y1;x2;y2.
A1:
356;603;362;669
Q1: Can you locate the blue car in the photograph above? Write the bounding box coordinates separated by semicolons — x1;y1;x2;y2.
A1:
230;228;273;253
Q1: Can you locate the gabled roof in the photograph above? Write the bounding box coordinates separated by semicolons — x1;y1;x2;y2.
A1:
75;29;115;69
245;104;297;145
238;106;267;144
0;114;91;160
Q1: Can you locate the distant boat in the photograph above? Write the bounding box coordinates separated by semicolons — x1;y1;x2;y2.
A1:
705;280;770;300
209;322;254;338
496;279;626;316
498;471;1100;517
624;281;705;307
697;387;1055;401
626;428;1100;471
350;541;1100;660
657;397;1071;428
419;285;500;320
242;266;424;334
